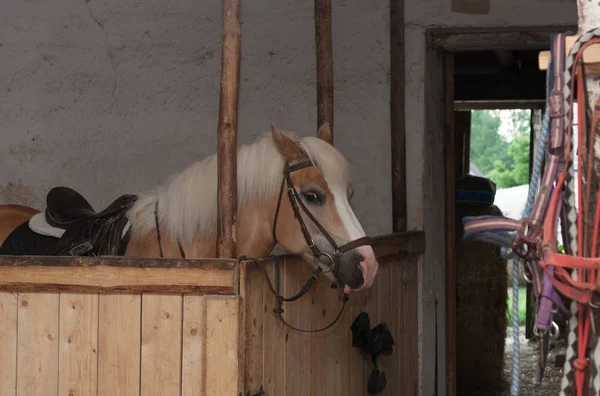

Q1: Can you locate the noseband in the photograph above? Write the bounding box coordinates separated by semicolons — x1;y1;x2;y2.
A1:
272;160;373;274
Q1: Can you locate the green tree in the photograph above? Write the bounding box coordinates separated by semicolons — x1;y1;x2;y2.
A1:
470;110;512;175
470;110;531;189
508;135;530;185
487;160;517;188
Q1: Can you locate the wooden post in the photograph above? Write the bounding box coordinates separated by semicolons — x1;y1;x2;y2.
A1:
315;0;334;143
216;0;241;259
390;0;407;232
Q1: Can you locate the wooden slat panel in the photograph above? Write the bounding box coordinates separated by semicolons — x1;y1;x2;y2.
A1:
181;296;205;396
17;293;59;396
283;259;310;395
98;294;141;396
242;252;420;396
377;261;394;395
0;265;234;294
59;293;99;396
204;296;240;395
309;274;343;395
243;261;265;393
140;295;182;396
0;292;17;396
261;258;285;395
406;255;419;394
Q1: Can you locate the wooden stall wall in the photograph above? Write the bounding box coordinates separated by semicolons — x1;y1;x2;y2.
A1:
0;292;239;396
242;233;423;396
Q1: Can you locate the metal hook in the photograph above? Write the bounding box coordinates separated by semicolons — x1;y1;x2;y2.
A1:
549;321;560;339
523;262;534;284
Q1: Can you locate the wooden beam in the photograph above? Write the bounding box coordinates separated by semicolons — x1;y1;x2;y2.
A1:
390;0;407;232
216;0;241;259
370;230;426;258
454;110;471;178
538;36;600;70
454;100;545;110
454;72;546;102
429;25;577;52
0;256;236;294
444;53;457;396
315;0;334;143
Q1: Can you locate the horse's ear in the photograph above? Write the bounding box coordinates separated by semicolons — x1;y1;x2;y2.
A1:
317;122;332;144
271;124;308;162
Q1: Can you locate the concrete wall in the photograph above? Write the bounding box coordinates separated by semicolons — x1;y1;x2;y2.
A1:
0;0;580;395
0;0;391;237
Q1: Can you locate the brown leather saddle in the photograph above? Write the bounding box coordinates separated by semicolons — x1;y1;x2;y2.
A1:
44;186;137;256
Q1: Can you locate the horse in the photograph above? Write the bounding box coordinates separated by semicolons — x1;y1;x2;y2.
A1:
0;124;378;294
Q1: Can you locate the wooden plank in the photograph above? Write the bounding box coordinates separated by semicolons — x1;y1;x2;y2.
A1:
0;255;237;268
429;25;577;52
454;110;471;178
0;265;235;294
445;53;457;396
181;296;205;396
376;261;396;394
242;259;265;394
315;0;334;142
215;0;241;259
236;261;247;393
371;231;425;258
407;255;420;394
0;292;17;396
261;257;286;395
539;36;600;70
140;295;182;396
97;294;141;396
17;293;59;396
309;274;346;395
204;296;240;395
390;0;407;232
58;293;99;396
282;257;310;395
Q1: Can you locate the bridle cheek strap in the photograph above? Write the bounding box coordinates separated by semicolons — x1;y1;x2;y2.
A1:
272;160;373;270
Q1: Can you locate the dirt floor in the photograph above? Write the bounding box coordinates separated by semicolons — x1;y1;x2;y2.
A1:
503;325;565;396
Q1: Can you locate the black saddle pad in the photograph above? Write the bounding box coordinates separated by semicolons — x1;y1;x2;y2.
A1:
0;221;59;256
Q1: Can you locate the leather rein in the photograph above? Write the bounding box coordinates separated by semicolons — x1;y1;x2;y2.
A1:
154;159;373;333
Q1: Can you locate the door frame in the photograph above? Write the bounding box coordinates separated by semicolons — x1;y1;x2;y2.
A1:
426;24;576;396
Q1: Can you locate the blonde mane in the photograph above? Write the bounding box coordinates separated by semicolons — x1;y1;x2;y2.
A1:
127;129;351;242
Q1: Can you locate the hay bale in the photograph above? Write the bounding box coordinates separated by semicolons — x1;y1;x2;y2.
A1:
456;203;508;394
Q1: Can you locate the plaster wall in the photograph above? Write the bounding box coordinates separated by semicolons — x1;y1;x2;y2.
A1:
0;0;391;237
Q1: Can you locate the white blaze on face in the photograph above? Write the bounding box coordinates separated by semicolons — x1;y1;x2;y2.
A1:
330;185;378;290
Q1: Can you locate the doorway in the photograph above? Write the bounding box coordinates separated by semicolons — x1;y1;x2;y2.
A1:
429;27;577;396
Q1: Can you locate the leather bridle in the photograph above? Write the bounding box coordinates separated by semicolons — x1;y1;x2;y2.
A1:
272;160;374;274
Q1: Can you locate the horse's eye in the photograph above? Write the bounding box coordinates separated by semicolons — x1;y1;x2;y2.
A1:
302;189;325;204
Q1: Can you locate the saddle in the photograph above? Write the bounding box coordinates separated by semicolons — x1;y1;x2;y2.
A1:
44;186;137;256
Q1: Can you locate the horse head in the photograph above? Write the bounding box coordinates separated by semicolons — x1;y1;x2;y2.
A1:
269;124;378;294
